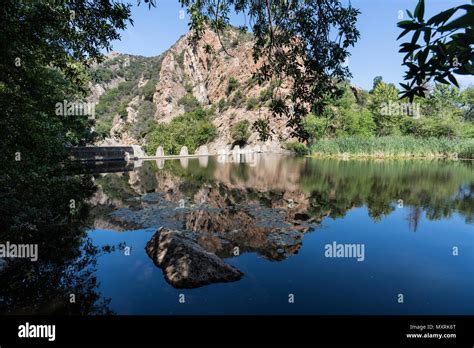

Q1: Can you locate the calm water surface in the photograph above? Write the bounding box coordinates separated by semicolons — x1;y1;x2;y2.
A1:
85;155;474;315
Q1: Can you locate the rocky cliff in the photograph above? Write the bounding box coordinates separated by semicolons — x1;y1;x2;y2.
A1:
90;28;293;153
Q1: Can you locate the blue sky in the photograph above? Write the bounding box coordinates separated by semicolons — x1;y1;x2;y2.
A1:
110;0;473;91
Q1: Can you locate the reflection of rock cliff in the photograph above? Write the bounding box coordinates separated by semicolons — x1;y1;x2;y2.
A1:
183;205;311;261
90;158;319;261
146;227;243;288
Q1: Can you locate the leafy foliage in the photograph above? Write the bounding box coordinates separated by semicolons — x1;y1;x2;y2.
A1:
92;54;164;139
397;0;474;100
0;0;132;313
0;0;131;233
303;77;472;152
368;80;400;136
283;141;309;156
226;76;240;96
231;120;251;145
169;0;359;141
145;108;217;155
252;118;274;142
178;92;201;112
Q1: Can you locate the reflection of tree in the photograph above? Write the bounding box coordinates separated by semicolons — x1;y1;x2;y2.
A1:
407;207;421;232
0;167;113;314
300;160;474;225
96;158;473;238
0;237;113;315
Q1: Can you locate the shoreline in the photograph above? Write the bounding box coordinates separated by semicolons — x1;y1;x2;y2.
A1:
308;153;473;161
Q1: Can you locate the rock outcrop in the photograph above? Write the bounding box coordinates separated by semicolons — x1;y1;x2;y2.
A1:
91;28;295;151
145;227;243;288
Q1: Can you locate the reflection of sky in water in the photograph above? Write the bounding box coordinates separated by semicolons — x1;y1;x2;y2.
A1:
89;205;473;315
85;157;473;314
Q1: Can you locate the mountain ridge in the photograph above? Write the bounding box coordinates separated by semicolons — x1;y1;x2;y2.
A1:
89;28;293;154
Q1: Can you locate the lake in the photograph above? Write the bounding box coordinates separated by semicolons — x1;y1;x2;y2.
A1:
83;155;473;315
2;155;472;315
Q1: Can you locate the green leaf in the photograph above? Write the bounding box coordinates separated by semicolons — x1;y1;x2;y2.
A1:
417;47;429;65
398;21;421;30
400;83;411;90
454;63;474;75
397;28;411;40
452;33;474;46
435;76;449;84
414;0;425;21
447;74;459;87
439;13;474;32
427;8;457;25
407;10;413;19
423;28;431;44
411;30;421;45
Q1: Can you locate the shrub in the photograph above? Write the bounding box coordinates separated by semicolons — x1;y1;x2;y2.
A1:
176;51;185;68
283;141;309;155
178;93;200;112
145;108;217;155
246;97;259;110
117;100;129;119
229;90;246;108
227;77;240;96
142;79;156;102
259;87;273;102
231;120;251;145
184;82;193;94
217;98;227;112
128;100;157;139
304;113;328;141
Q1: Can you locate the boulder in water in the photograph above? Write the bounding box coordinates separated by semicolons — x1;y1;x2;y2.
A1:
145;227;243;288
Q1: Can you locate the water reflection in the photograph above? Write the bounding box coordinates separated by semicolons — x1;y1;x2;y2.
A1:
2;156;472;313
87;156;473;289
94;156;473;231
0;162;113;314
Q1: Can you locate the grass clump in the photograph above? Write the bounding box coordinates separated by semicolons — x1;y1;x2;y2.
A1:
310;136;474;159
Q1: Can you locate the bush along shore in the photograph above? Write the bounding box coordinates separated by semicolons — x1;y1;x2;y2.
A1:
308;136;474;160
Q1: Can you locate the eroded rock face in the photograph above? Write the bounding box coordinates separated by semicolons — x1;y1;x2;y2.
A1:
93;30;296;151
145;227;243;288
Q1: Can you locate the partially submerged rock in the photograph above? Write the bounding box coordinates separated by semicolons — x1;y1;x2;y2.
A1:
145;227;243;288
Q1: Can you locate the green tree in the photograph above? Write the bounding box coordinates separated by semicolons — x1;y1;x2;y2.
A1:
368;80;400;136
231;120;251;146
146;108;217;155
0;0;131;232
146;0;360;141
0;0;131;313
461;86;474;121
